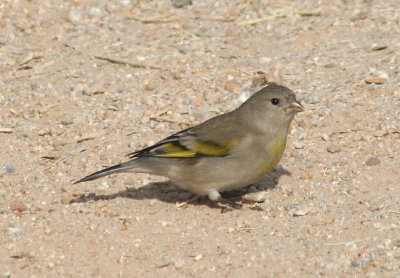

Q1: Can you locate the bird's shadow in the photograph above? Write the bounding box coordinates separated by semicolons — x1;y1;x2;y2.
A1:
71;166;291;209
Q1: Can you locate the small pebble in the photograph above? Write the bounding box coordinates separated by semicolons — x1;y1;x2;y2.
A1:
118;255;128;264
6;227;21;237
242;191;267;203
0;128;13;133
160;221;169;227
258;201;273;211
61;115;74;125
61;195;72;204
302;95;320;104
10;201;26;212
370;44;388;51
327;144;341;153
237;91;250;103
3;162;15;174
284;204;299;211
174;259;186;269
375;70;389;79
293;141;305;149
194;254;203;261
259;57;272;64
365;78;385;84
68;9;82;23
225;80;241;94
89;7;102;18
109;103;118;111
101;181;110;189
350;11;368;21
366;157;380;166
148;199;157;207
321;133;330;141
351;258;369;268
353;133;362;141
173;72;184;80
38;128;51;136
373;130;388;137
263;69;282;85
251;75;267;88
292;208;310;216
171;0;192;8
119;0;131;6
300;171;313;180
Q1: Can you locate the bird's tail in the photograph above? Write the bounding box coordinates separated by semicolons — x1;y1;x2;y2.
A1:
74;160;139;184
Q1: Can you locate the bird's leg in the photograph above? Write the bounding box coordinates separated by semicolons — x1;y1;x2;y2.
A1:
176;195;202;208
208;190;221;202
208;190;243;212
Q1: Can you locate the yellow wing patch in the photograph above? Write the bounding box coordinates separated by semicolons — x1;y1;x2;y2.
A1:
193;140;232;156
130;132;241;159
156;143;197;157
155;139;235;158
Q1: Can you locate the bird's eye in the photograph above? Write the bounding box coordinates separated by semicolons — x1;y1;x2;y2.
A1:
271;98;280;105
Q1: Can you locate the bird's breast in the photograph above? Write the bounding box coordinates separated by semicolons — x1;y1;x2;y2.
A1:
256;137;287;175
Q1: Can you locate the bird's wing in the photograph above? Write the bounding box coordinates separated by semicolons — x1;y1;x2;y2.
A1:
127;113;243;159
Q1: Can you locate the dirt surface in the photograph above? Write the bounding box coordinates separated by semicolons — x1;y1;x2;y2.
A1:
1;0;400;277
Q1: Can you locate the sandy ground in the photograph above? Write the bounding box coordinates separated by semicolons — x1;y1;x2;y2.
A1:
1;0;400;277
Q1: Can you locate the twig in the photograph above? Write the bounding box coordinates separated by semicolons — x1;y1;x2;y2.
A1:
176;196;200;208
0;68;68;82
190;16;234;22
237;9;320;26
183;30;215;38
128;15;175;24
94;56;165;70
298;10;321;17
19;55;44;66
0;128;13;133
324;239;363;246
9;109;23;116
170;45;187;54
76;137;96;143
150;116;191;125
0;48;25;54
237;15;282;26
155;262;172;268
238;227;263;231
44;156;65;171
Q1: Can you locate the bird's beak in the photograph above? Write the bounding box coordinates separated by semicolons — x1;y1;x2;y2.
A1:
290;99;305;112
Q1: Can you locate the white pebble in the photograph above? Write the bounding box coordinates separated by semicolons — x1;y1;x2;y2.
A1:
68;9;82;23
89;7;102;18
237;91;250;103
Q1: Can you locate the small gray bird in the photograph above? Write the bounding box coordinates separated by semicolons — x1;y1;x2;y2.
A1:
75;85;304;202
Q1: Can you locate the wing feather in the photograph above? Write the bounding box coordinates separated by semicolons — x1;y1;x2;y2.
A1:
127;128;232;159
127;112;243;159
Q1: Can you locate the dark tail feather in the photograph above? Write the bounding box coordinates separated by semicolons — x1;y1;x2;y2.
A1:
74;161;135;184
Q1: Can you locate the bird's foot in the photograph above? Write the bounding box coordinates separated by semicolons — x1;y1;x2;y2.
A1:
207;190;243;212
176;195;202;208
218;198;243;213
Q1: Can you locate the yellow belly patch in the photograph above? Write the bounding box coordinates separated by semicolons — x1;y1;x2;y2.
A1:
257;138;286;175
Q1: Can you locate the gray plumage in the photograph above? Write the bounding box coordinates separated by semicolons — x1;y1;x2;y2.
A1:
75;85;304;201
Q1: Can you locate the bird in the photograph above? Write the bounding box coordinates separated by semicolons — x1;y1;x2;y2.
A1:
74;85;304;203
